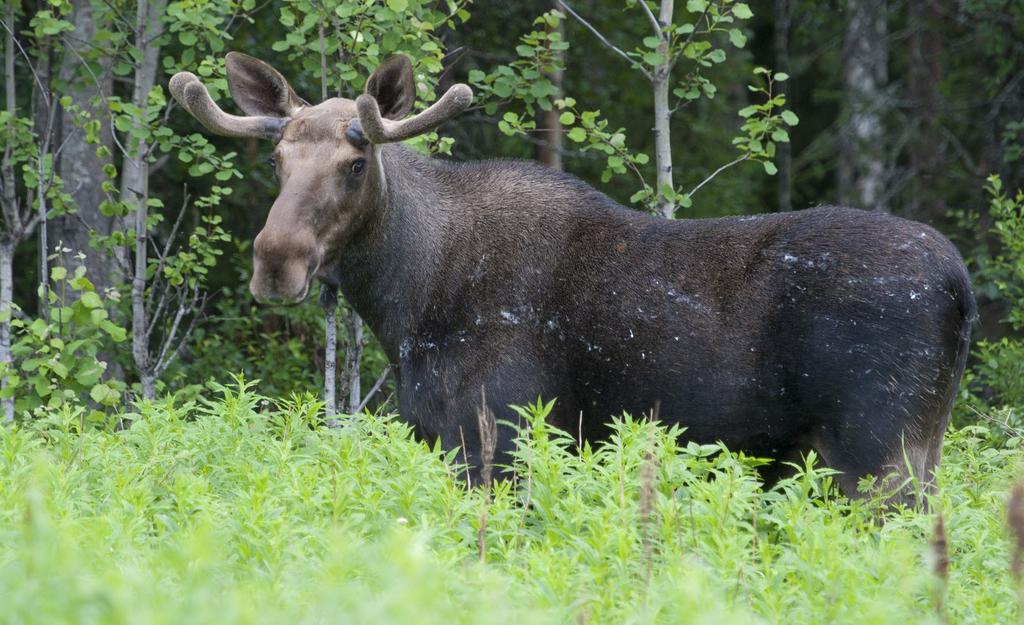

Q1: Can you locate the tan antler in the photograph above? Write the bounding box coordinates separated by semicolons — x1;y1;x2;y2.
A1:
169;72;287;141
354;83;473;144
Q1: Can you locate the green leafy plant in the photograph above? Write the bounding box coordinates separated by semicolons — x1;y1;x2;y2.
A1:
0;254;126;420
1;380;1022;624
965;176;1024;431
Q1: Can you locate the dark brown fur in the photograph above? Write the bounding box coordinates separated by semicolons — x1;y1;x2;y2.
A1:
173;55;976;504
333;150;975;504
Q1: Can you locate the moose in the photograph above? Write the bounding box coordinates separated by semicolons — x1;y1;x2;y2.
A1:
170;53;975;504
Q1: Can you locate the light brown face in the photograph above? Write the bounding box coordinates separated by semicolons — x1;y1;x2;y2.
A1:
169;51;471;304
250;100;377;304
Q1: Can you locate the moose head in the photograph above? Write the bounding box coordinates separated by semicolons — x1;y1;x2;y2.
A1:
169;53;472;303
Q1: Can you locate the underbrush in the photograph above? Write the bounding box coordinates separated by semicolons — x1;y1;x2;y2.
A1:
0;378;1022;624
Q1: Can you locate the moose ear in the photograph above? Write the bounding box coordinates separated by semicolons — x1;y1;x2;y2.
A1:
365;55;416;120
225;52;306;118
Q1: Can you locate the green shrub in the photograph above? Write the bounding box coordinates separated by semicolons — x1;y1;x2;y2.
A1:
0;255;126;421
963;176;1024;433
0;379;1021;624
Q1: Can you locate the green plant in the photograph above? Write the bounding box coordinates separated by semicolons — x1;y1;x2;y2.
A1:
0;254;126;420
0;380;1022;624
964;176;1024;431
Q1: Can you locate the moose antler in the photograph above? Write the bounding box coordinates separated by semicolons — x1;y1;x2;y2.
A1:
168;72;287;141
354;83;473;144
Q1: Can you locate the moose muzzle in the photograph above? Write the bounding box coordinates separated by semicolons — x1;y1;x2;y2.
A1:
250;227;320;304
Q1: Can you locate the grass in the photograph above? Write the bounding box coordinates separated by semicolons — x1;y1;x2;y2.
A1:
0;377;1022;625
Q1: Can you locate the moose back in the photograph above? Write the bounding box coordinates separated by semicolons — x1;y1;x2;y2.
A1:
171;53;975;504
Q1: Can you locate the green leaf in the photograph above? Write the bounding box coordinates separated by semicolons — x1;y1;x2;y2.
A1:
387;0;408;11
559;112;575;125
567;127;586;143
643;52;666;66
728;29;747;48
773;72;790;82
733;3;753;19
762;161;778;175
89;382;119;406
79;291;102;309
781;110;800;126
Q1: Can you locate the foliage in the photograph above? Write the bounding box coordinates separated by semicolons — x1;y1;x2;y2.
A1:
472;3;797;214
172;273;324;398
963;176;1024;431
0;110;75;224
0;382;1022;624
0;256;125;418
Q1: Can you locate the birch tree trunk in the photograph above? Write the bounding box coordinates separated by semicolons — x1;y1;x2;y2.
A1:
2;2;17;423
839;0;889;212
774;0;792;212
535;3;564;170
121;0;167;400
652;0;674;219
346;312;363;413
0;241;13;424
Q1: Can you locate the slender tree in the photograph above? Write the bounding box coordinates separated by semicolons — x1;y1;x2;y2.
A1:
0;4;65;422
535;1;565;170
839;0;889;211
773;0;792;211
907;0;945;221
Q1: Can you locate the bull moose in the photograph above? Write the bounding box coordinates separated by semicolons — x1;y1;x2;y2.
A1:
170;53;975;504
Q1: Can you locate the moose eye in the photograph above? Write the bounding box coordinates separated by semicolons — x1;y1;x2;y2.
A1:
351;158;366;175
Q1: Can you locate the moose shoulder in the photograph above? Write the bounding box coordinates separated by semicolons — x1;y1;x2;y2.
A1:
171;53;975;505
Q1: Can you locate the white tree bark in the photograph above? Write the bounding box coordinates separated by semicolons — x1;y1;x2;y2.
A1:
122;0;167;400
652;0;674;219
0;241;14;424
2;3;18;423
322;286;338;419
536;2;564;170
774;0;792;212
347;313;363;413
839;0;888;211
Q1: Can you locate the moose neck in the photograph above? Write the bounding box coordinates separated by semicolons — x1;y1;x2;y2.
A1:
328;145;450;362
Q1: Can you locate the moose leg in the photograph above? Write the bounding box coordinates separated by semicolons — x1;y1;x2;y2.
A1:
810;407;938;508
399;359;541;487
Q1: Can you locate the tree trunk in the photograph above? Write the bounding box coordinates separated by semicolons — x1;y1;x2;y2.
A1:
774;0;792;212
122;0;167;400
653;0;674;219
346;313;363;413
838;0;889;211
52;0;117;289
535;5;564;170
322;285;338;418
2;1;15;218
0;240;13;424
907;0;945;222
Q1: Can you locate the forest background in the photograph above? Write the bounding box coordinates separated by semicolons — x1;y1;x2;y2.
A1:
1;0;1022;424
